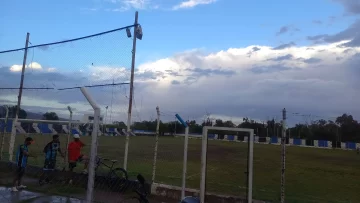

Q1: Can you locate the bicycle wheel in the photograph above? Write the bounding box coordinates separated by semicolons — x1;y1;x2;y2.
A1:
107;167;129;192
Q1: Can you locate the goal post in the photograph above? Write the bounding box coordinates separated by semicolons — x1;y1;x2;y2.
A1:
200;126;254;203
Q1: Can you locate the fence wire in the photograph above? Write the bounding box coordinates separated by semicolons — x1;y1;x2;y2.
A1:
0;25;145;202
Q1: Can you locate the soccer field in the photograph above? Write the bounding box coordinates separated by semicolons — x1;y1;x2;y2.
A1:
2;134;360;203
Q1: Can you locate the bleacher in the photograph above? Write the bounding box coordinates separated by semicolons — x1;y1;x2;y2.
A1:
52;124;63;134
0;120;12;133
71;128;80;135
38;123;52;134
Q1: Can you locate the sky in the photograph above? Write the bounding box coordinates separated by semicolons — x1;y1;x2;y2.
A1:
1;0;360;126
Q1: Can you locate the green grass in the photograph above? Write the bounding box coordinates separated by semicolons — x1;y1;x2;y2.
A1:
1;134;360;203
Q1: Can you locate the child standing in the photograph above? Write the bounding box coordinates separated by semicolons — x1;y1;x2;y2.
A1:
12;137;34;192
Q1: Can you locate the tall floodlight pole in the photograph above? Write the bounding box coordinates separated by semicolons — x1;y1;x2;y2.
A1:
0;106;9;160
65;106;73;169
9;32;30;161
152;106;160;183
103;106;108;135
281;108;287;203
124;11;142;170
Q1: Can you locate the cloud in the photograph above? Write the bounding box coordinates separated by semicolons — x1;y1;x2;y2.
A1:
171;80;181;85
10;62;42;72
104;0;152;11
312;20;323;25
250;65;292;74
303;58;323;64
1;41;360;125
333;0;360;15
267;54;294;62
247;46;261;57
276;25;300;36
172;0;217;10
307;20;360;47
272;42;296;50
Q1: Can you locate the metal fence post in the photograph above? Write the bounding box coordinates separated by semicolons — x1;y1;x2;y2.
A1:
152;106;160;183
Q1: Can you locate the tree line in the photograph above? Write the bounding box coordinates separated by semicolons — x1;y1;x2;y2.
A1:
1;105;360;142
124;114;360;143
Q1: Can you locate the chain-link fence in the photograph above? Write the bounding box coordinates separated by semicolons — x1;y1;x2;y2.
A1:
0;16;144;202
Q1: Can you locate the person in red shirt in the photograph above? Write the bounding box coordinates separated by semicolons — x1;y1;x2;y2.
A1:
68;134;89;174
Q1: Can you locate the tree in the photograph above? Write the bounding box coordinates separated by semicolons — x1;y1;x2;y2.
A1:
8;105;27;119
43;112;59;120
113;121;127;128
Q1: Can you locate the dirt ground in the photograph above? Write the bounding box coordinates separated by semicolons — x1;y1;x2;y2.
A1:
0;170;178;203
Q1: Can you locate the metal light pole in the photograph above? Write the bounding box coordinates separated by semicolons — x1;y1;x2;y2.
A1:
124;11;143;170
9;32;30;161
281;108;287;203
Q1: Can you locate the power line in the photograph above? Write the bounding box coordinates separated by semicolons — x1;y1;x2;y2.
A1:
0;24;138;54
57;82;129;90
0;87;54;90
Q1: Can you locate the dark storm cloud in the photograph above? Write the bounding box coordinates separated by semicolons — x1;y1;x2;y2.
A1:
333;0;360;15
272;42;296;50
307;20;360;47
267;54;293;62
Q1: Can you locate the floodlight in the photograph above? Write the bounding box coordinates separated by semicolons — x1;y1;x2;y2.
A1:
67;106;72;113
136;25;143;40
126;28;132;38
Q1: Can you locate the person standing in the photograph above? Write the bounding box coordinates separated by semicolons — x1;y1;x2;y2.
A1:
12;137;34;192
39;134;64;184
68;134;89;174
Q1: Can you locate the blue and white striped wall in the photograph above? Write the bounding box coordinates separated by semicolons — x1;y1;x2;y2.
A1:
172;133;360;151
1;121;359;151
0;121;123;136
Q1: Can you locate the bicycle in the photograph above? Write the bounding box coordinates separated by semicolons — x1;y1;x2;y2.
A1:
125;174;200;203
82;156;128;192
122;174;149;203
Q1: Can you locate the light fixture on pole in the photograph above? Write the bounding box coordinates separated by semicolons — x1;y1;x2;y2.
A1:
103;106;108;136
126;28;132;38
136;25;143;40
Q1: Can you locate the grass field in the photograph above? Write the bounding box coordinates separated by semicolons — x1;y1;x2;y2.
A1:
1;134;360;203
